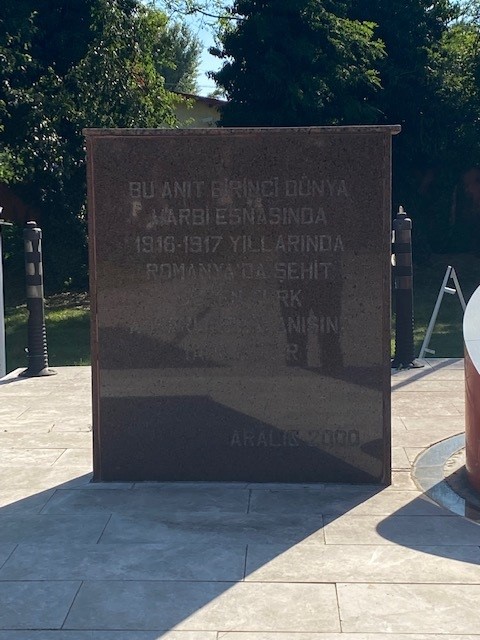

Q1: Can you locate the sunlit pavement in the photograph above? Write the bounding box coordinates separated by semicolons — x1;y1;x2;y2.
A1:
0;359;478;639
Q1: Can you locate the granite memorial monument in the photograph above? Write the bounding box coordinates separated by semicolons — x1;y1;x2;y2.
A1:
86;126;399;482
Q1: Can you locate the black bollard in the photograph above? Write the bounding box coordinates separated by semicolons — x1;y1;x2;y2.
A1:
0;212;13;378
391;206;423;369
20;221;56;377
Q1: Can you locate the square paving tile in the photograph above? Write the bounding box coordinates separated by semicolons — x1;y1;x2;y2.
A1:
41;487;249;515
0;581;80;629
0;544;15;569
0;489;55;514
401;415;465;431
323;514;480;545
392;379;464;392
65;581;340;632
51;421;92;432
0;432;91;449
390;471;418;490
0;467;92;492
245;543;480;583
392;393;463;417
391;447;410;470
100;512;325;547
0;448;65;466
338;583;480;633
0;542;246;581
427;358;465;369
51;449;92;468
221;635;480;640
0;402;33;419
0;633;215;640
249;488;444;516
0;515;110;544
392;426;464;447
0;422;54;434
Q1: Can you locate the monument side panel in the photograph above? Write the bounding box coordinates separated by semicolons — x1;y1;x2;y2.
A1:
86;136;102;480
86;126;396;483
373;130;393;485
381;132;392;485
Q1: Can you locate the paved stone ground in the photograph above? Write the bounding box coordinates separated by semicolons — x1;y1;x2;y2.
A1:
0;359;477;639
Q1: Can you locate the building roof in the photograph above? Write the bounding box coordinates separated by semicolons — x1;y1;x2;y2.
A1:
174;92;227;107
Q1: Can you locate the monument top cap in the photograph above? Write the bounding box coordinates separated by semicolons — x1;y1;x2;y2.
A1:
84;125;402;137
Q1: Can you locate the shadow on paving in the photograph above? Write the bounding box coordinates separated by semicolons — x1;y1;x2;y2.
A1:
391;357;464;391
0;475;376;634
375;482;480;554
0;470;477;636
0;366;479;635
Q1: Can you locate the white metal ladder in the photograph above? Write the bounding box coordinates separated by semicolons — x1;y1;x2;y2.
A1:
418;265;466;358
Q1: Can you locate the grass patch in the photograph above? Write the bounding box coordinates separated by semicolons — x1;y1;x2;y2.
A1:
394;253;480;358
5;292;90;371
3;253;480;371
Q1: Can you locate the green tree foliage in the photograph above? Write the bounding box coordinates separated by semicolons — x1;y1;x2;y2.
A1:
427;7;480;251
207;0;480;254
156;21;201;93
159;0;231;22
349;0;455;125
0;0;199;290
211;0;385;126
348;0;480;253
347;1;460;248
433;24;480;145
434;1;480;156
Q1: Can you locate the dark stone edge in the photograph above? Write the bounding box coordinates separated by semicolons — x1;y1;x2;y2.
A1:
83;125;402;137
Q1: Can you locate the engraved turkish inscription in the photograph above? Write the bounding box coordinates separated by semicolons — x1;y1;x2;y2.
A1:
125;176;346;368
87;127;395;483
